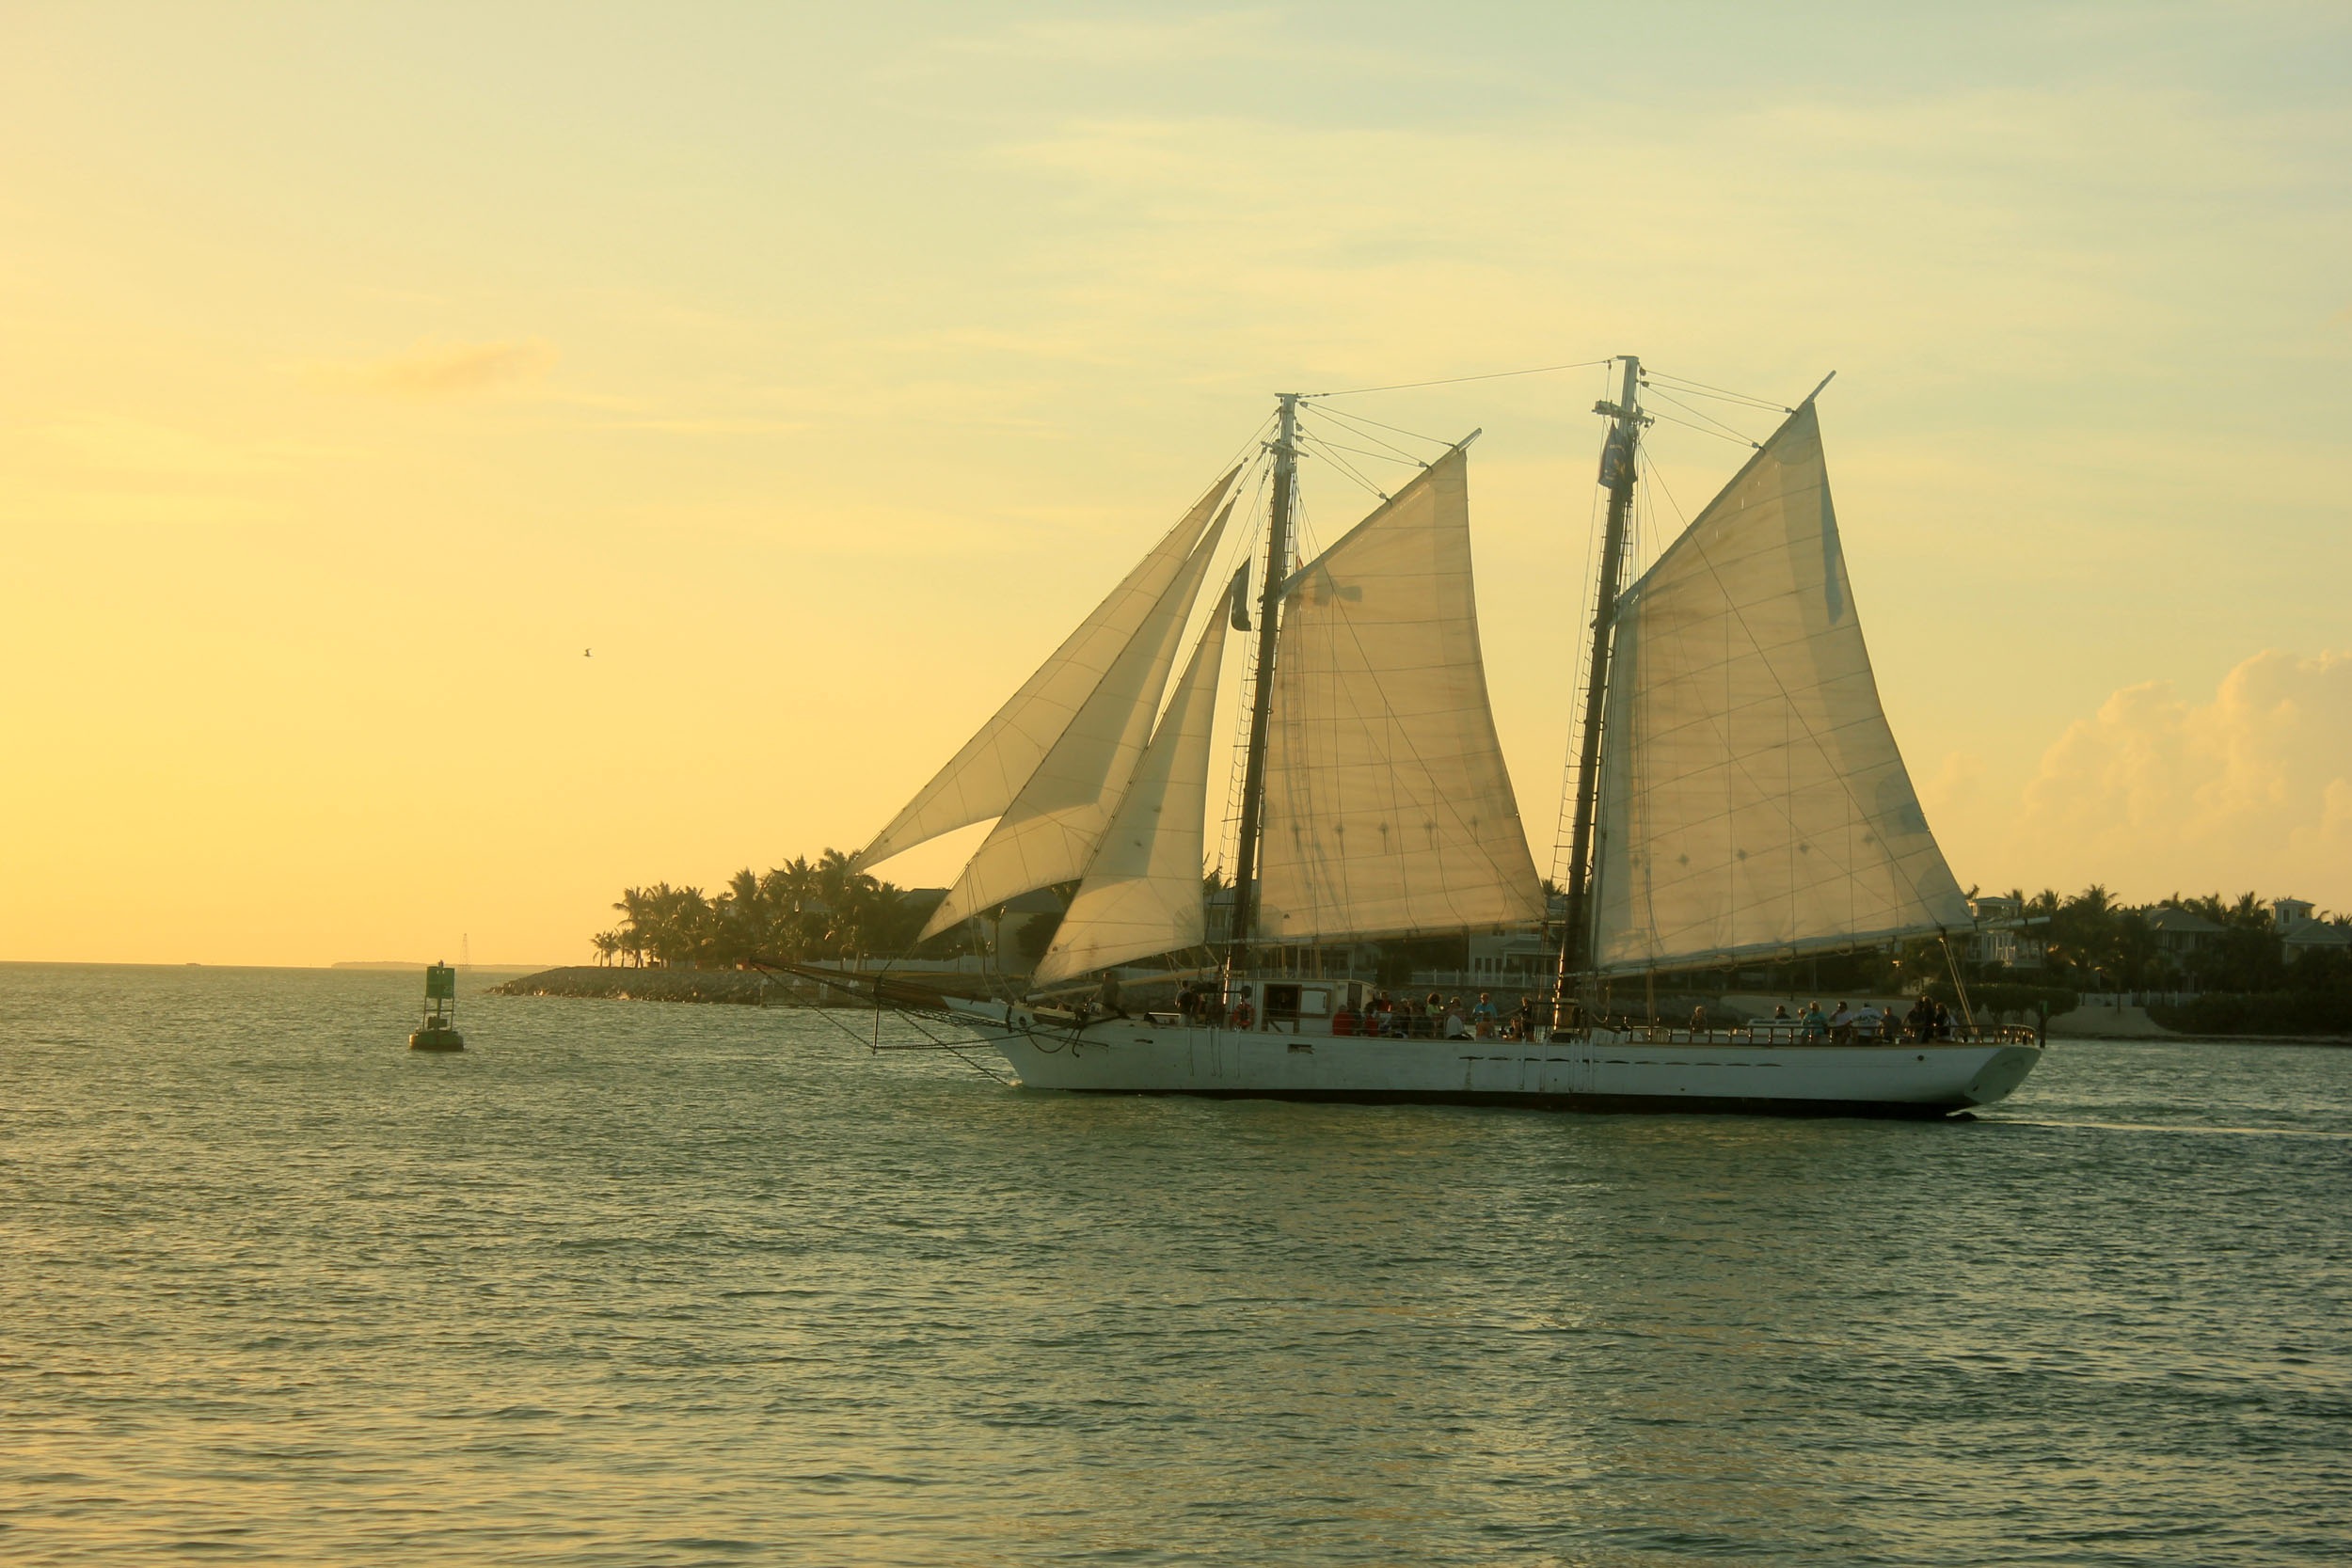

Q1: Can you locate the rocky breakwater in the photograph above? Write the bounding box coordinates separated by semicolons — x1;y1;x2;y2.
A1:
491;967;791;1006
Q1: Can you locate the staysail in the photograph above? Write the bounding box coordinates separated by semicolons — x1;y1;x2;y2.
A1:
1253;445;1546;943
921;507;1231;939
1589;402;1969;973
855;465;1240;871
1032;584;1235;984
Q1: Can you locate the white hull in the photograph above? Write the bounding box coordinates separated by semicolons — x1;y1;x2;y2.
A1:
947;1003;2041;1118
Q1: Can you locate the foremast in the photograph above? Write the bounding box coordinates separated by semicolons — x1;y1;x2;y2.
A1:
1225;392;1300;977
1553;356;1649;1028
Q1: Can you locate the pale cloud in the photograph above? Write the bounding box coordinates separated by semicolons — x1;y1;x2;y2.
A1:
976;83;2346;390
313;338;558;399
1992;650;2352;902
36;414;313;478
937;11;1268;66
901;9;1470;83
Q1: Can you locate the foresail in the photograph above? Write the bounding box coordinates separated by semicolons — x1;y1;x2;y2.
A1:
855;464;1240;871
1033;585;1233;984
921;507;1231;939
1590;402;1970;974
1255;445;1546;944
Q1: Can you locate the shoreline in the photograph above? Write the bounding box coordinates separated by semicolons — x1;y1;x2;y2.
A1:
490;966;796;1006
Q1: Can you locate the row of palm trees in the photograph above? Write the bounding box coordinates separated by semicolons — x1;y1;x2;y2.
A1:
591;849;946;971
1993;885;2344;992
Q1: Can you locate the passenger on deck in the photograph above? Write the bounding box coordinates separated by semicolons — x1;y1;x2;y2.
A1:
1515;995;1537;1041
1932;1001;1954;1040
1800;1001;1828;1041
1331;1000;1359;1037
1471;991;1500;1038
1442;1000;1470;1039
1829;1001;1853;1042
1853;1002;1883;1042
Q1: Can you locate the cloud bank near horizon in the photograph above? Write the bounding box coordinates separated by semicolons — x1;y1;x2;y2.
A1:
1927;649;2352;910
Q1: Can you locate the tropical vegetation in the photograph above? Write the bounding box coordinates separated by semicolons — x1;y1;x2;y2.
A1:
590;849;949;971
1973;885;2348;994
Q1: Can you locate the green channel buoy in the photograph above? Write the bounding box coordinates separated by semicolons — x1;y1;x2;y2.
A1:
409;961;466;1052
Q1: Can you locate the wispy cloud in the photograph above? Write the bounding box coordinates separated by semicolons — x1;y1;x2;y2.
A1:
936;11;1270;67
35;415;325;477
312;338;558;399
883;8;1484;88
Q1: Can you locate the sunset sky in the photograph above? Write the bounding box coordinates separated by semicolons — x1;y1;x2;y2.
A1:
4;3;2347;965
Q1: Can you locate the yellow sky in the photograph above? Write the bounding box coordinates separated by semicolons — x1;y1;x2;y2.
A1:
4;4;2348;964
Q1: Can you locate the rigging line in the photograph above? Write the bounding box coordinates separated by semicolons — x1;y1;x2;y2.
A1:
1645;405;1758;448
1640;369;1793;413
1297;404;1426;467
1304;401;1454;453
1637;446;1688;531
1644;385;1765;449
1299;446;1390;503
1303;357;1612;399
1298;431;1425;470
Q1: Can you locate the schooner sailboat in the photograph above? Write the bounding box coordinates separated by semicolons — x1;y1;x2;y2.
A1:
847;359;2042;1117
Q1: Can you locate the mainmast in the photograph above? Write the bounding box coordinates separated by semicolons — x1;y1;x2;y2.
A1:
1553;356;1647;1027
1225;391;1300;976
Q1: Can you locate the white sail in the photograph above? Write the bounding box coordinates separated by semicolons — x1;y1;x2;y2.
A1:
922;508;1232;939
1254;445;1546;943
855;465;1240;871
1032;586;1234;984
1590;402;1970;973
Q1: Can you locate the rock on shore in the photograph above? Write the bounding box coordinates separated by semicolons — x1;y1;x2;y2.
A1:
490;967;791;1006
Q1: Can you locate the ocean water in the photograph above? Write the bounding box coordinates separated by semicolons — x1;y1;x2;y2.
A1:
2;964;2345;1566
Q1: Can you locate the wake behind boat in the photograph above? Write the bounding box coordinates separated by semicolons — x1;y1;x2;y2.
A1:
839;357;2041;1117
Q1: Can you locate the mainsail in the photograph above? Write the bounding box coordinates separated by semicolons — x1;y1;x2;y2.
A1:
1253;445;1546;943
1589;402;1969;973
921;507;1231;939
855;465;1240;871
1032;584;1235;985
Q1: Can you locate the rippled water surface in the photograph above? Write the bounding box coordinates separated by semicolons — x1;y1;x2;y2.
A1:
3;964;2346;1565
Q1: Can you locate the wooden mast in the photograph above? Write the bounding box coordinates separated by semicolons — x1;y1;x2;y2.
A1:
1225;392;1300;978
1552;356;1646;1030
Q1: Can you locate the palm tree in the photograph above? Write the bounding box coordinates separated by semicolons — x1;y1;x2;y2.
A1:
612;888;653;967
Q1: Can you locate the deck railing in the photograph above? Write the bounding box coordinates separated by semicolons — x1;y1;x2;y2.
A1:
1591;1022;2042;1048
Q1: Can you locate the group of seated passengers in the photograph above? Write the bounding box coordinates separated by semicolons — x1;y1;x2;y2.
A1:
1770;996;1960;1043
1329;990;1538;1041
1168;984;1541;1041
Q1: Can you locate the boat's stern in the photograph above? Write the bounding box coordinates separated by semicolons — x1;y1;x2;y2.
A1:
1959;1043;2042;1107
